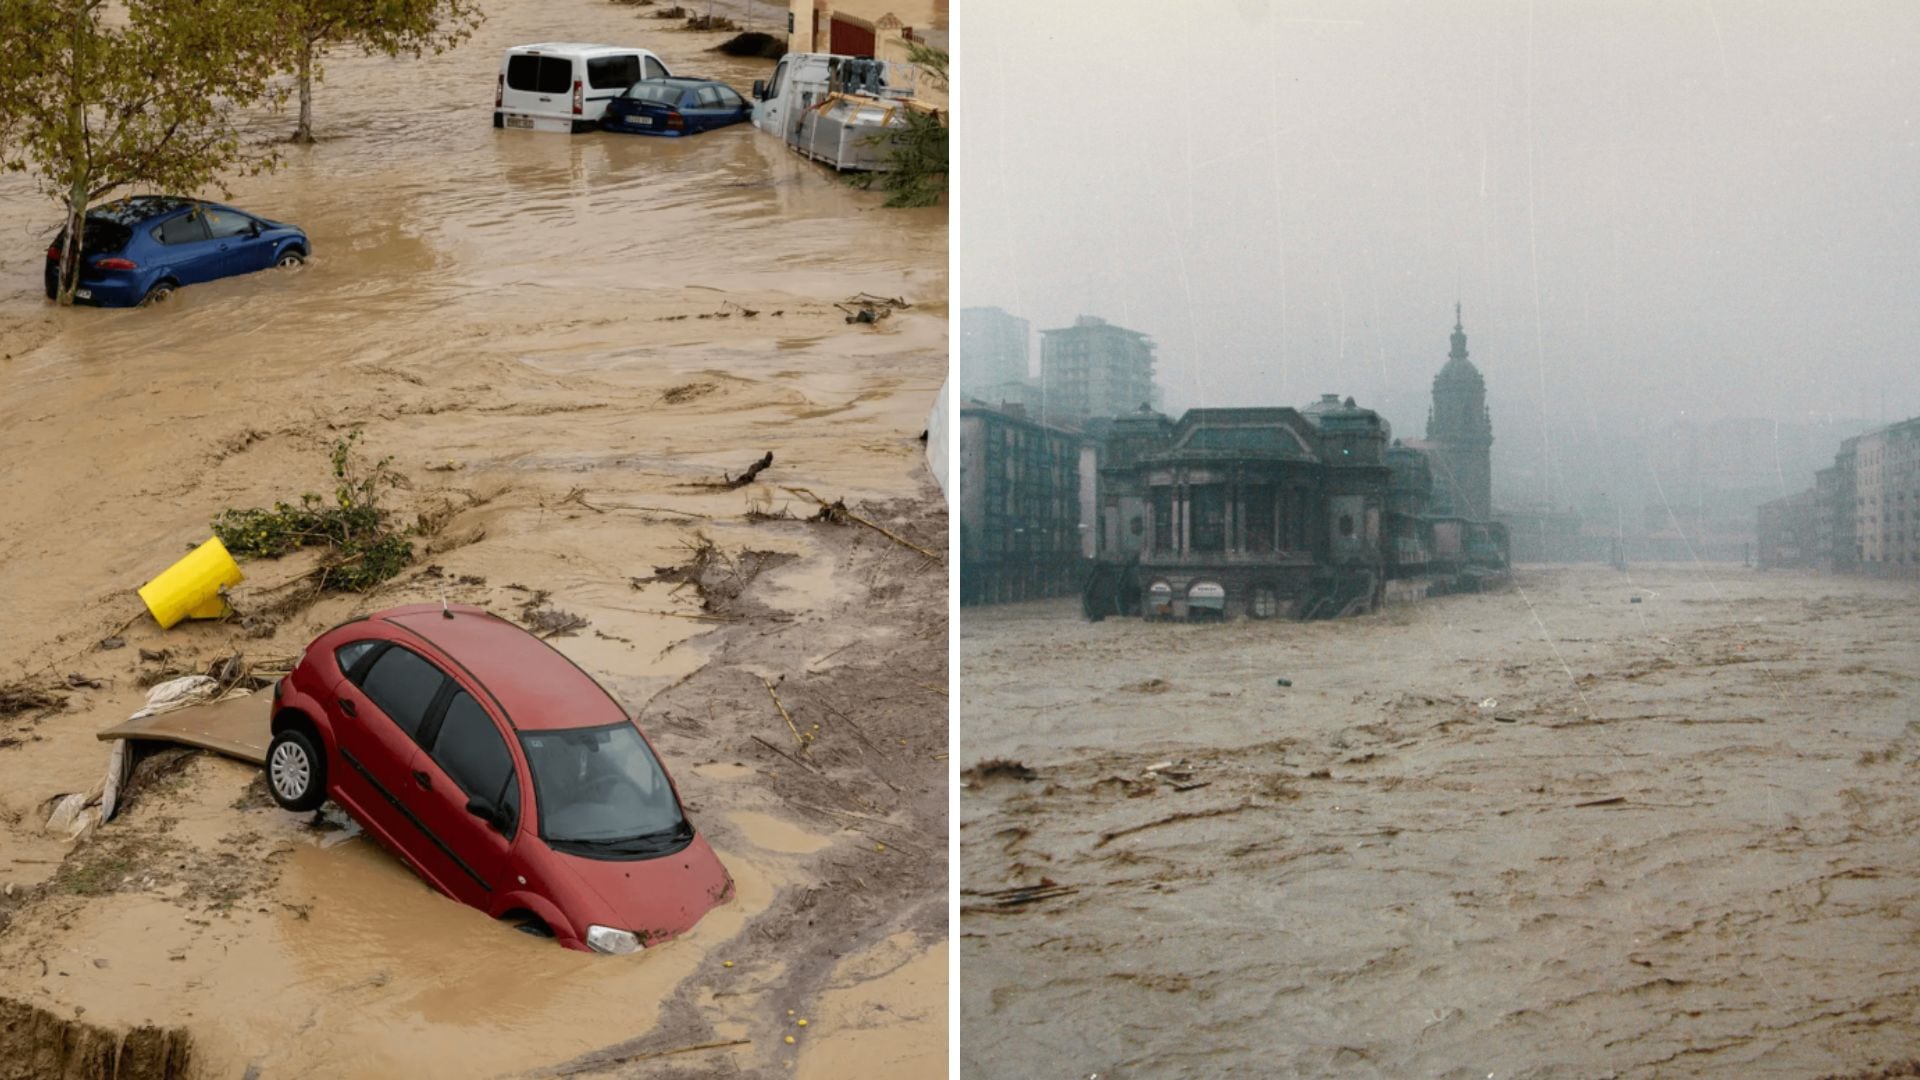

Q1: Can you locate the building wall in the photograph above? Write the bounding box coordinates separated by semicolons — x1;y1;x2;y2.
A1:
1756;489;1819;569
1851;417;1920;575
784;1;948;106
960;306;1030;392
1039;315;1156;425
959;406;1087;605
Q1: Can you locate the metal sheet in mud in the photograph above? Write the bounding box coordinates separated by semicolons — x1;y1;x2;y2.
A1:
95;694;271;766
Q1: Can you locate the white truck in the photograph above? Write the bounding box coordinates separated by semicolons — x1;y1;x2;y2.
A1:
749;53;923;172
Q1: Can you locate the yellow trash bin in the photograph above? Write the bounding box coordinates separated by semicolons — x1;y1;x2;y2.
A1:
139;537;244;630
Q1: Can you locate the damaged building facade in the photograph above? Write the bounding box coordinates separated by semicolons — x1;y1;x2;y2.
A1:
1082;312;1509;620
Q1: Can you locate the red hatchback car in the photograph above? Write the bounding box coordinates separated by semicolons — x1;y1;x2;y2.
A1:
265;603;732;953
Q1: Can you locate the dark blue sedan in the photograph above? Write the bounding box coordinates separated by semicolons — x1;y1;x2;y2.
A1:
44;196;310;307
600;78;751;137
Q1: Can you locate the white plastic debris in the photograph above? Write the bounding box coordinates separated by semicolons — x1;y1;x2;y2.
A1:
44;792;89;835
127;675;221;722
1479;698;1499;710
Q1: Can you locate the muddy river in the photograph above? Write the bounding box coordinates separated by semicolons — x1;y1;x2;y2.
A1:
961;565;1920;1078
0;1;946;1076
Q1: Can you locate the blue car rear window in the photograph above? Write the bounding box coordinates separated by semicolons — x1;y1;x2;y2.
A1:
625;82;687;104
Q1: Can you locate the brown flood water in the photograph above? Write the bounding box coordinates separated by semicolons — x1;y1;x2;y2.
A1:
0;1;946;1075
962;565;1920;1079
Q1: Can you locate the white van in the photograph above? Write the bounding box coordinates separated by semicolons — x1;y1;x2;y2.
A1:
494;43;672;133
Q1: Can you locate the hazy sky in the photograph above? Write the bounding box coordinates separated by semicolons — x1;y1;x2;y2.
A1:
961;0;1920;502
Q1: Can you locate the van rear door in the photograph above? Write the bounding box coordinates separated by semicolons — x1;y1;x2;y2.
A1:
500;51;575;130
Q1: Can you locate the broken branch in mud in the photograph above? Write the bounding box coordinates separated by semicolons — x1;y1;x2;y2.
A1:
963;881;1080;912
726;451;773;489
812;690;891;758
764;677;809;754
562;1037;751;1072
749;734;815;773
0;680;67;719
836;293;911;324
682;452;775;490
626;607;738;623
562;488;710;519
782;486;941;561
1095;803;1259;848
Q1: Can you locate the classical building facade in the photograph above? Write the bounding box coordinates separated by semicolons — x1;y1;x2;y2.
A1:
1084;398;1507;619
961;310;1510;616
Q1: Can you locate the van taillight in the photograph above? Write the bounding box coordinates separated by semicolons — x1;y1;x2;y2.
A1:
666;111;684;131
46;245;60;261
495;73;504;108
95;257;137;271
572;79;583;115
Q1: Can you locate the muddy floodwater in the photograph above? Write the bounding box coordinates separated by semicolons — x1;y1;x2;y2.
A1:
961;565;1920;1078
0;0;946;1075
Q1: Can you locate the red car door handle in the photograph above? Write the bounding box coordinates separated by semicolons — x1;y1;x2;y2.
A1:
413;770;432;790
338;698;357;717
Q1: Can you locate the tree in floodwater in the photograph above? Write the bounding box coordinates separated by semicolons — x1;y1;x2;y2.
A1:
276;0;483;143
0;0;287;304
854;43;947;209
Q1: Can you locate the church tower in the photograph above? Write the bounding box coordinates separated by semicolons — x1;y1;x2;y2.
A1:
1425;304;1493;520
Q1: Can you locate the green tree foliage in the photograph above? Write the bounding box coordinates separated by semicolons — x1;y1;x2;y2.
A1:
0;0;287;304
853;44;947;209
277;0;483;143
213;430;415;592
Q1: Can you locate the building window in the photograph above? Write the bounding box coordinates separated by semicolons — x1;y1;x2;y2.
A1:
1191;486;1227;553
1245;485;1276;553
1152;488;1174;553
1339;513;1356;539
1251;586;1278;619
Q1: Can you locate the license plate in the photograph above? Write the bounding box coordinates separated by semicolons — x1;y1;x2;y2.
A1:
505;114;534;129
75;288;91;299
628;116;652;127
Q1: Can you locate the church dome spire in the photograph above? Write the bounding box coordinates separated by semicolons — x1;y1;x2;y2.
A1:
1437;302;1482;384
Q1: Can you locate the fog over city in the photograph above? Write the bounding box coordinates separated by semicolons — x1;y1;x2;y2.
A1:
961;0;1920;512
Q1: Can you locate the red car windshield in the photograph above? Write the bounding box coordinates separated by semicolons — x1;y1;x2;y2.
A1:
520;722;688;853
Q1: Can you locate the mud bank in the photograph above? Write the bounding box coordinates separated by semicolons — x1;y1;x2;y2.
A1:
0;0;945;1071
962;565;1920;1078
0;998;189;1080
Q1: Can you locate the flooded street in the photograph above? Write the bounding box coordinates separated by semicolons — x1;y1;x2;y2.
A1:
0;0;946;1075
961;566;1920;1078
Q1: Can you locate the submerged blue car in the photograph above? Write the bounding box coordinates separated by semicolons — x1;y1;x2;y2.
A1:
44;196;310;307
600;77;751;136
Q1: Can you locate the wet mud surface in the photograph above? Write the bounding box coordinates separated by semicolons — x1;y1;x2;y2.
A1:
0;0;946;1074
961;565;1920;1078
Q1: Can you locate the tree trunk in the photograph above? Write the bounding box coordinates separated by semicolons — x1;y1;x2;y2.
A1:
60;183;85;307
58;4;87;306
294;38;315;143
